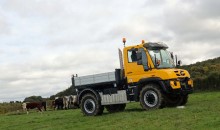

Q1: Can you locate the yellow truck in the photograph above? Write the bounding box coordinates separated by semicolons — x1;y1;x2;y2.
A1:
72;39;193;116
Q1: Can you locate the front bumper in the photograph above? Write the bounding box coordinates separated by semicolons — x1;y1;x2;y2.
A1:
163;78;194;95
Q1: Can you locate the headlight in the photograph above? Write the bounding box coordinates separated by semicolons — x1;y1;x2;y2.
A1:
188;79;193;87
170;80;181;89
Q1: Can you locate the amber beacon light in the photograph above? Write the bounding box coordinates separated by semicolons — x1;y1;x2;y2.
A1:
122;38;126;47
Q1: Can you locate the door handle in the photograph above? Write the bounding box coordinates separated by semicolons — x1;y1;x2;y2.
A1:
127;72;133;74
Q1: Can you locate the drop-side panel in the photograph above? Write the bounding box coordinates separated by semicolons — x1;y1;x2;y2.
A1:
99;90;128;105
74;72;116;86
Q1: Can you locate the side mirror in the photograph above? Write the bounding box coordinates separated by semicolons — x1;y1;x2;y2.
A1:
136;52;142;60
170;52;174;60
137;51;143;65
177;60;182;66
136;48;149;71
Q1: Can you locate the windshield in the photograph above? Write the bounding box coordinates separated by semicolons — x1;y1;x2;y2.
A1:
148;49;175;68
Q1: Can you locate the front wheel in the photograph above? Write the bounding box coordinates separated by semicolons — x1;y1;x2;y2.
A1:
166;94;188;107
140;84;164;110
179;94;188;106
80;94;103;116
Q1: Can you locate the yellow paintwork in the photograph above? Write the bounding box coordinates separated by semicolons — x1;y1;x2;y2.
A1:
188;79;193;87
170;80;181;89
123;43;193;89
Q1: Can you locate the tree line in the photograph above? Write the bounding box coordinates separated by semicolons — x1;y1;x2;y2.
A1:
49;86;77;100
181;57;220;90
26;56;220;101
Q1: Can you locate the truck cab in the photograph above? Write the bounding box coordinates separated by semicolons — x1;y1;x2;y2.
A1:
72;40;193;116
123;42;193;109
124;42;193;92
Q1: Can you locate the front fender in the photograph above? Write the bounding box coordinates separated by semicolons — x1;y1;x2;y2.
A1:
138;77;169;93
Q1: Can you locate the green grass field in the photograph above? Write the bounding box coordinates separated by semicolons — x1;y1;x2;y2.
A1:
1;91;220;130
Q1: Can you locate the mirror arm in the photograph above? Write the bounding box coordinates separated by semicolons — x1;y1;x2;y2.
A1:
175;55;178;67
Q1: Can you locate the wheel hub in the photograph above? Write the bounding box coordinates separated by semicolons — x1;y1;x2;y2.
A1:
84;99;95;113
144;90;158;107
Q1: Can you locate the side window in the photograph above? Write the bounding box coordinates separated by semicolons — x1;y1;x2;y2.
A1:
128;50;137;63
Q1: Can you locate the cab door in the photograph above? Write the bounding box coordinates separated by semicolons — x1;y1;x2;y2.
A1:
124;47;147;83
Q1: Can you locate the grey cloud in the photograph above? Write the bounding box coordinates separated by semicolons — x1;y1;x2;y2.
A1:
144;0;166;7
0;64;72;101
105;16;173;44
2;0;66;17
169;42;220;65
193;0;220;19
0;50;118;101
162;1;220;43
0;12;11;35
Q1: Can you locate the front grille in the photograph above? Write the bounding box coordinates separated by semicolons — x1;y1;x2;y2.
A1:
174;70;185;77
179;78;190;90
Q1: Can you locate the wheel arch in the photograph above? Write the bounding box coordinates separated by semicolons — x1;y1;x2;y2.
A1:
138;77;167;89
136;77;169;98
78;88;101;105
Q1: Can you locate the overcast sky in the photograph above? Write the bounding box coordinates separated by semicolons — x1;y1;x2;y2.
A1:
0;0;220;102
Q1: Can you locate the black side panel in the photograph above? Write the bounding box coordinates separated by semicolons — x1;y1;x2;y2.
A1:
115;69;124;85
115;69;126;90
138;77;161;84
103;88;118;95
133;87;139;101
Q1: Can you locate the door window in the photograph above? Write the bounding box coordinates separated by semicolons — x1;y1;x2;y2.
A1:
128;50;137;63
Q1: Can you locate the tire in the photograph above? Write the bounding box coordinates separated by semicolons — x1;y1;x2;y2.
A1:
165;95;182;107
105;105;119;113
140;84;164;110
118;104;126;111
105;104;126;113
80;94;103;116
179;94;188;106
166;94;188;107
97;106;104;115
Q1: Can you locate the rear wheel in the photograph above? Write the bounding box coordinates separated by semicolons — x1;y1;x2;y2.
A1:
80;94;103;116
140;84;164;110
118;104;126;111
98;106;104;115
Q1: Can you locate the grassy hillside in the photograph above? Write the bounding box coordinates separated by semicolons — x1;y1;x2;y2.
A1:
1;91;220;130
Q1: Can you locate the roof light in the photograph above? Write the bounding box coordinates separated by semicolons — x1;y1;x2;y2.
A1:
122;38;126;47
122;38;126;43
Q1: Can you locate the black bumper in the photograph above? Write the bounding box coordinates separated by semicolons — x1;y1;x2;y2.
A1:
161;80;194;95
